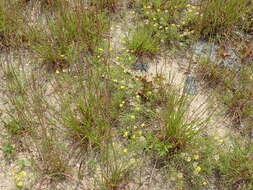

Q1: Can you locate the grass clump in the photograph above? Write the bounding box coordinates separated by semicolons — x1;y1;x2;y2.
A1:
146;80;208;158
0;1;27;48
34;135;68;180
60;86;113;151
98;144;137;190
32;2;109;71
126;25;159;57
90;0;122;12
196;58;253;128
190;0;252;39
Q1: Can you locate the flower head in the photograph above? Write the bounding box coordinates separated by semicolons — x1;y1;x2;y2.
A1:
130;115;136;119
194;155;200;160
123;148;128;153
16;181;24;188
123;131;129;137
195;166;201;173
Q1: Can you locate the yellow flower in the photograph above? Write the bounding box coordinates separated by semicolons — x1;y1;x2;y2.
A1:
116;56;120;60
19;171;27;177
203;181;207;186
120;85;126;89
195;166;201;173
136;95;140;99
138;131;142;135
132;135;136;139
130;115;136;119
123;131;129;137
14;175;20;180
194;155;200;160
98;48;103;51
119;103;124;108
109;47;113;51
97;55;100;58
16;181;24;188
62;69;68;73
140;123;145;127
147;5;151;9
60;54;65;58
219;139;224;143
113;79;118;83
171;24;176;27
133;125;137;129
153;18;157;21
55;70;60;74
186;4;191;8
188;9;193;13
123;148;128;153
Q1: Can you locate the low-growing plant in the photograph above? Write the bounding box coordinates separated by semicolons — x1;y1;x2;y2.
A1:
216;141;253;189
138;0;188;45
1;142;16;158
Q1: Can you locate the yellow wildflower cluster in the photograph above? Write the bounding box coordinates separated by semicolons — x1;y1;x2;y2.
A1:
14;170;27;188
